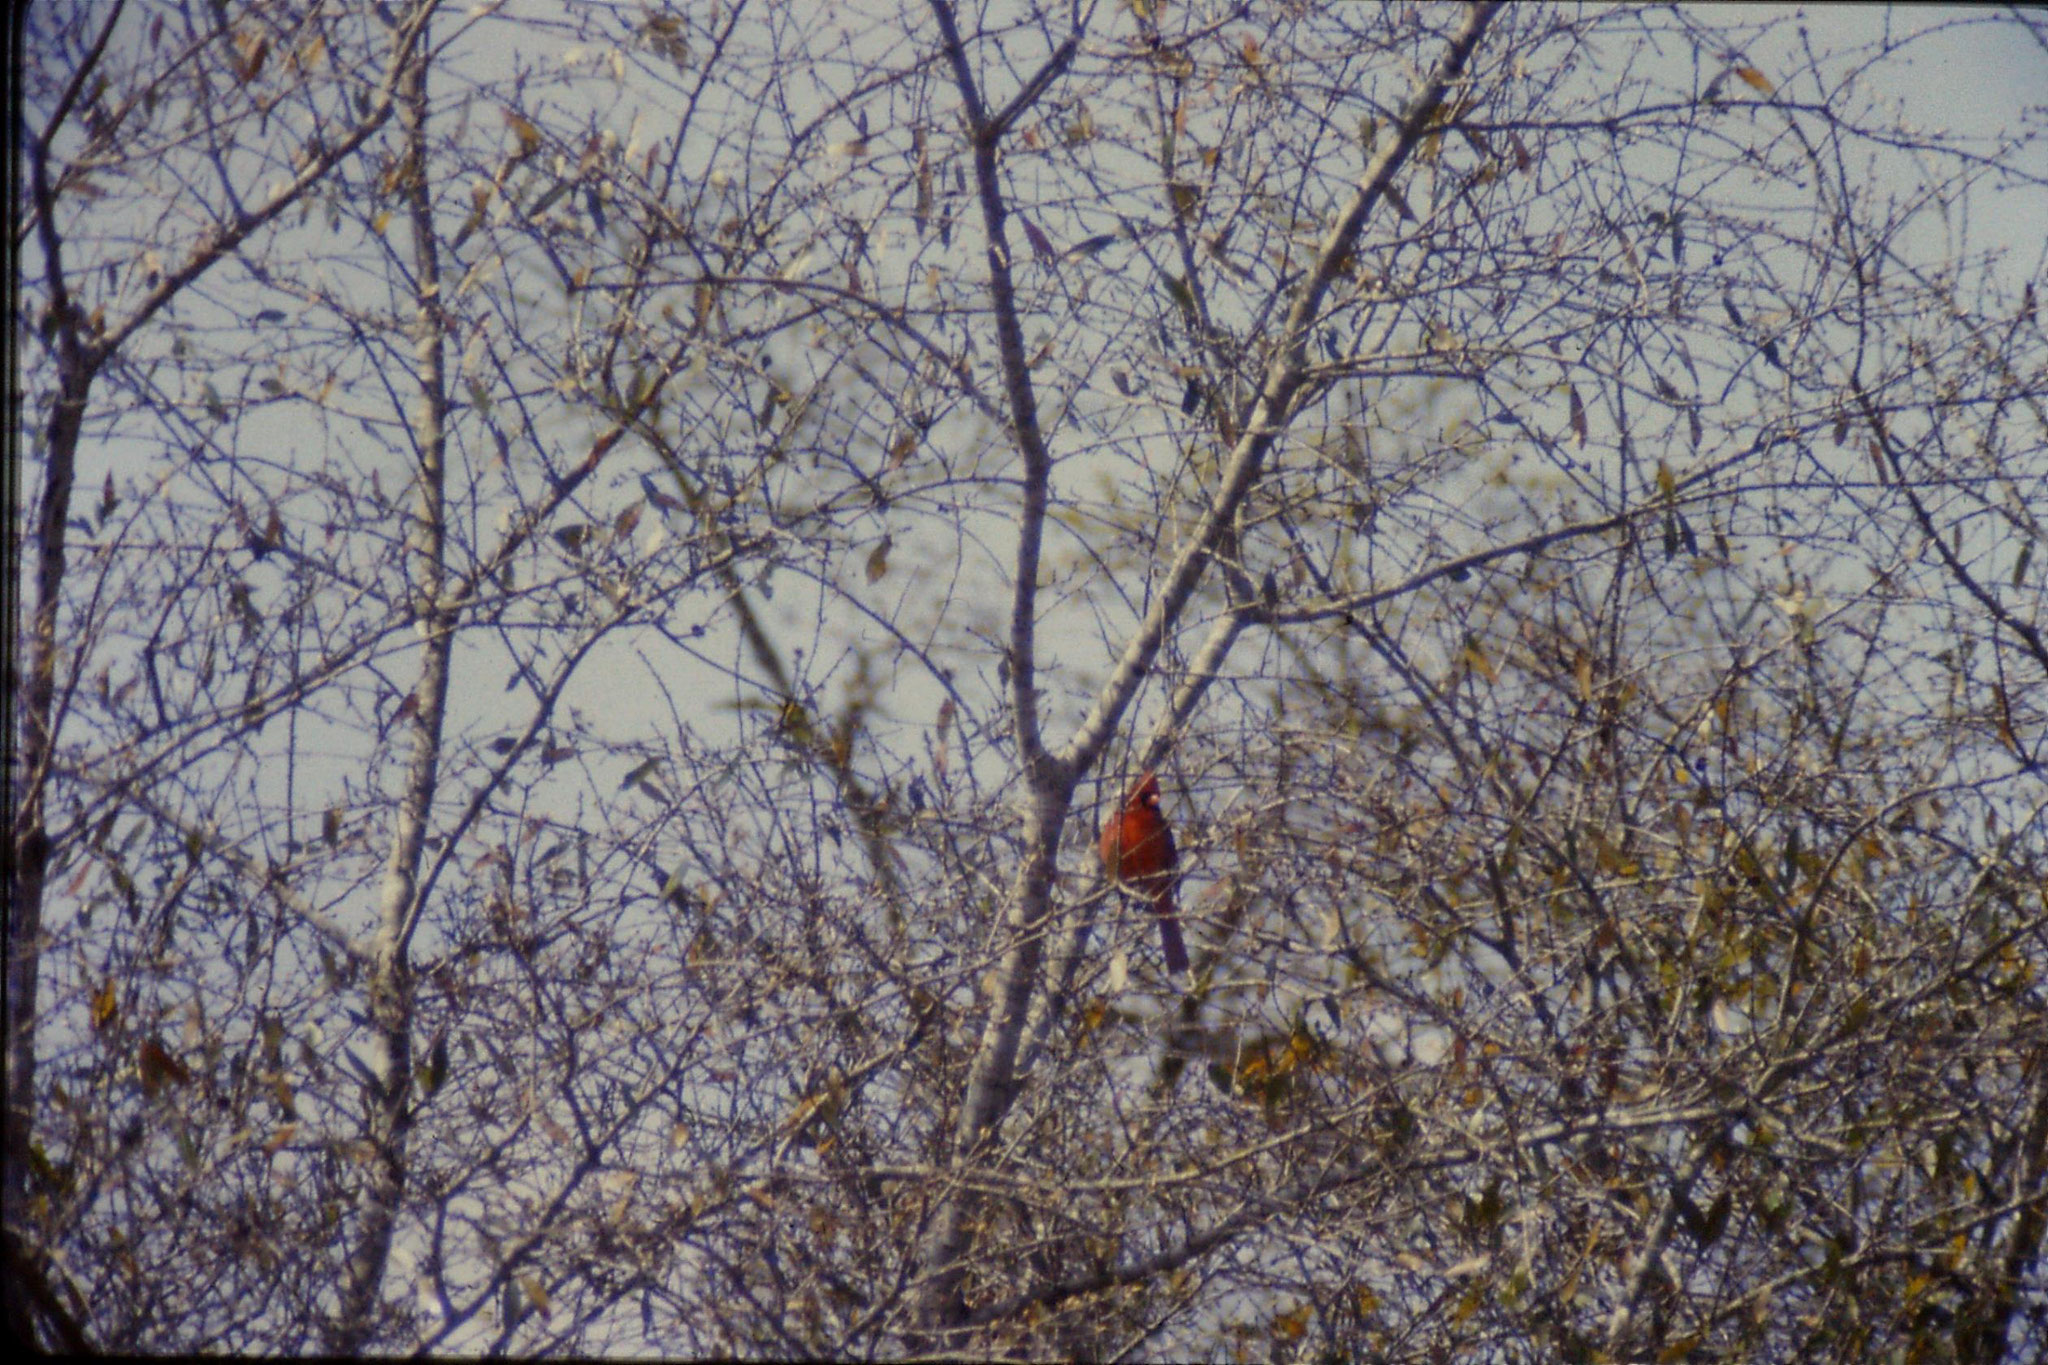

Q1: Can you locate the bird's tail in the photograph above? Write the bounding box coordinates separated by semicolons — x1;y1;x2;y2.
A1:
1154;896;1189;977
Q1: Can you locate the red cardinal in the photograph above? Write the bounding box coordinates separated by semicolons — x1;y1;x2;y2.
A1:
1098;771;1190;977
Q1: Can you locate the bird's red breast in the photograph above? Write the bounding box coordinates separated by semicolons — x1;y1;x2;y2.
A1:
1099;771;1177;903
1099;771;1189;976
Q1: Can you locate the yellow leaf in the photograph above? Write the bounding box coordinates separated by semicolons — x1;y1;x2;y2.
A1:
92;979;119;1032
1735;66;1775;95
504;109;540;157
234;29;269;81
370;209;392;236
